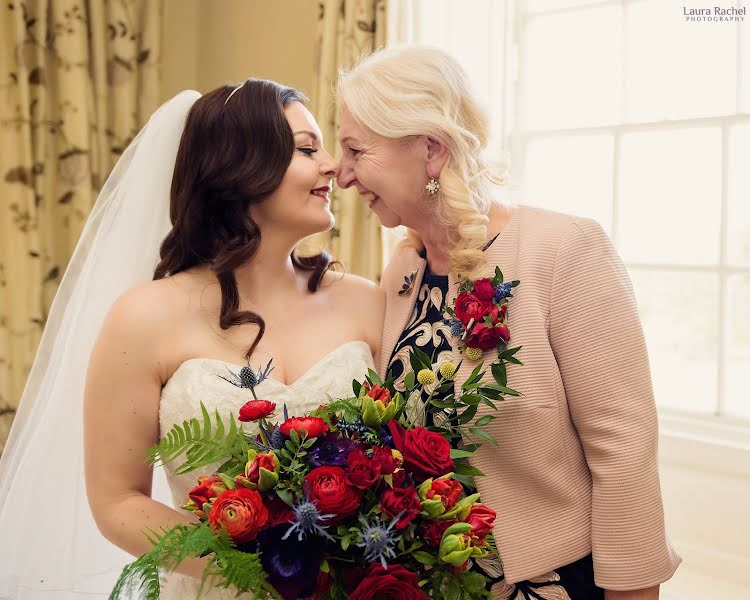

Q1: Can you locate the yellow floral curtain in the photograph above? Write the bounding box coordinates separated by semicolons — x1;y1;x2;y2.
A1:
312;0;389;282
0;0;161;451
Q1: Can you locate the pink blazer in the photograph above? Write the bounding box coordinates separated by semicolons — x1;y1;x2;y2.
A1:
378;205;681;590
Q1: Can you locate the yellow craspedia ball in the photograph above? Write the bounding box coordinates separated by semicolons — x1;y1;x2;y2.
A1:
417;368;437;386
465;347;483;361
439;362;458;380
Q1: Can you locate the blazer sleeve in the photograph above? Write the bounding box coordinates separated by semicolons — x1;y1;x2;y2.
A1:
547;218;681;590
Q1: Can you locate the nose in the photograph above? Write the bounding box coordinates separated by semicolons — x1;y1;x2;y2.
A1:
320;150;340;179
337;154;356;189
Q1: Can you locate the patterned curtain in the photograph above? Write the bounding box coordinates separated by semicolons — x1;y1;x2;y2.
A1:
0;0;162;451
311;0;391;282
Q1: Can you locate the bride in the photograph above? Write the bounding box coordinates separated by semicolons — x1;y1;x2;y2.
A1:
0;80;383;599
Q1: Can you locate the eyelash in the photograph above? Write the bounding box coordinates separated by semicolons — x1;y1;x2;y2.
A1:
297;147;318;156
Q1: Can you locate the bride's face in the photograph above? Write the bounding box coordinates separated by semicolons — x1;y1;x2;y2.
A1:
251;102;339;236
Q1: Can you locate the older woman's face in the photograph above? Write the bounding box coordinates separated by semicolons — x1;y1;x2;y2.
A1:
337;106;430;228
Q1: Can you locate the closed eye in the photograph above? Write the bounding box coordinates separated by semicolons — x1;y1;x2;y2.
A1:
348;147;361;156
297;147;318;156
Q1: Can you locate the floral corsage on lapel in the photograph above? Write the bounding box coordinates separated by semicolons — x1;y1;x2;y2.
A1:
444;267;520;361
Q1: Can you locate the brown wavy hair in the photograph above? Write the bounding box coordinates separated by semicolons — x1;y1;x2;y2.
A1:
153;79;335;360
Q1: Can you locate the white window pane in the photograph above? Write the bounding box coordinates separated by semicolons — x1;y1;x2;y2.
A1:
726;276;750;420
618;127;721;265
626;1;737;122
522;0;609;13
521;5;622;130
630;269;719;415
446;0;492;108
742;23;750;114
523;134;613;230
728;124;750;266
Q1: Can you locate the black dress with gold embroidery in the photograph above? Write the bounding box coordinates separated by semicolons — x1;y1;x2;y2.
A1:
386;251;604;599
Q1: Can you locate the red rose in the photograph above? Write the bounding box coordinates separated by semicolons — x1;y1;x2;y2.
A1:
380;486;421;529
364;382;392;404
208;488;268;544
465;322;505;350
421;518;456;547
371;446;399;475
473;278;495;301
454;292;492;326
345;448;381;489
426;478;463;509
349;564;429;600
465;504;496;539
280;416;329;438
264;496;295;527
305;466;361;523
238;399;276;422
187;474;226;509
387;421;453;480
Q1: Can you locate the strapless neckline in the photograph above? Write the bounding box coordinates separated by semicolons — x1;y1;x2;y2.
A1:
167;339;372;389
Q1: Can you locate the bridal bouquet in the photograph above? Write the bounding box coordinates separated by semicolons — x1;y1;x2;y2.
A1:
112;279;522;600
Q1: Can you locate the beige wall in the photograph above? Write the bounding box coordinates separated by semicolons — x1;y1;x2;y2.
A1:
161;0;318;103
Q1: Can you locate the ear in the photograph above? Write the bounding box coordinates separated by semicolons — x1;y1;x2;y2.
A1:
425;136;449;179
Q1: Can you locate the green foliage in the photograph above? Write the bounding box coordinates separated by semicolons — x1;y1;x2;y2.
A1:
147;402;249;475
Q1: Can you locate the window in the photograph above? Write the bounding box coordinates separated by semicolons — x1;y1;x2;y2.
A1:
390;0;750;421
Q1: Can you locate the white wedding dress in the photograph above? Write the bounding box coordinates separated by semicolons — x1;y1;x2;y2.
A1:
156;340;374;599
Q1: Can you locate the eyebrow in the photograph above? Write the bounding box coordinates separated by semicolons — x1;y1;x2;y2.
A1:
293;130;319;141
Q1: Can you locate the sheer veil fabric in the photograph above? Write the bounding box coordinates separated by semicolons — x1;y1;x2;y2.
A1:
0;91;201;598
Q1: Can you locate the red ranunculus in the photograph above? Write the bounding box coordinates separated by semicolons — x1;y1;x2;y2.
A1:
454;292;492;326
348;564;429;600
387;421;453;480
238;399;276;422
465;322;505;350
208;488;268;544
364;382;391;404
371;446;399;475
280;416;329;438
391;469;411;489
305;466;361;523
473;278;496;301
426;478;463;510
421;518;457;547
465;504;496;539
345;448;381;489
312;568;333;600
380;486;421;529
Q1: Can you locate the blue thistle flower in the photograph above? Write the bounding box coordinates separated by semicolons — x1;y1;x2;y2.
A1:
356;514;402;568
494;282;514;302
282;497;335;542
269;428;286;450
449;318;464;337
218;357;274;391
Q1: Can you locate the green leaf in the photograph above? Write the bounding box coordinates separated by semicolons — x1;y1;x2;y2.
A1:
458;404;478;424
469;427;499;446
449;448;475;459
475;415;497;427
453;462;485;477
352;379;362;397
404;370;416;390
412;551;437;565
491;362;507;386
367;368;383;386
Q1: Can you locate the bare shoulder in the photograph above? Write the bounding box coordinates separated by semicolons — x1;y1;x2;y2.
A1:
93;276;188;379
320;270;384;307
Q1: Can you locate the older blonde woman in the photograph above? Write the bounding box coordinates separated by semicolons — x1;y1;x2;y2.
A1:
336;46;681;600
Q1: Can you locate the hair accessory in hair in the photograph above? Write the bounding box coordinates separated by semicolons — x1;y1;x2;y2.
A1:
224;81;246;105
